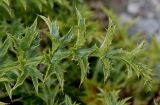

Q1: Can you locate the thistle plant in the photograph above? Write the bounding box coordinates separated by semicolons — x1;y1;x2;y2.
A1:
0;0;154;105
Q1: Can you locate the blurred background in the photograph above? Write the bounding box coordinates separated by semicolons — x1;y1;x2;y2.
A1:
87;0;160;41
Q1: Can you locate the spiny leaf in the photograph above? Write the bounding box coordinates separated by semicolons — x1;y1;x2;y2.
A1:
77;45;98;57
136;63;152;90
101;58;110;82
79;56;89;85
98;90;129;105
0;77;10;83
51;21;59;39
115;56;152;88
4;82;12;99
0;36;11;58
39;15;60;52
64;95;78;105
116;56;140;77
39;15;51;32
30;35;41;50
21;18;38;50
99;18;116;57
76;8;85;27
131;40;145;56
39;15;60;39
0;62;19;73
51;85;59;105
38;84;59;105
38;84;50;104
44;62;64;91
126;64;132;78
30;18;37;31
75;8;86;48
13;70;28;90
51;50;72;62
64;95;73;105
117;97;130;105
54;65;64;92
60;27;75;46
28;66;43;93
44;64;52;81
19;0;27;10
76;46;97;85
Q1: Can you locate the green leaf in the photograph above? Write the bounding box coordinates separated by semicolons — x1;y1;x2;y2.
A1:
19;0;27;10
44;64;52;81
0;36;11;58
75;8;86;48
64;95;72;105
101;58;110;82
98;89;129;105
76;8;85;27
39;15;60;52
126;64;132;78
51;50;72;62
131;40;145;56
0;2;13;16
30;35;41;50
0;62;19;73
64;95;78;105
21;18;38;50
116;56;140;77
51;85;59;105
76;46;97;85
39;15;51;33
38;84;59;105
2;0;10;6
31;76;39;93
114;55;152;89
54;65;64;92
4;82;12;99
44;63;64;91
51;21;59;39
28;66;43;93
78;56;89;85
77;46;98;57
39;15;60;39
0;77;10;83
99;18;116;57
13;70;28;90
60;27;75;46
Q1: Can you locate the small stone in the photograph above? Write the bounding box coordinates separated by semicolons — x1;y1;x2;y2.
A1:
127;2;140;15
137;19;159;36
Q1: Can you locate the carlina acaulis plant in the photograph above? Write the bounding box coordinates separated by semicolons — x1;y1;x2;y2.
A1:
0;0;155;105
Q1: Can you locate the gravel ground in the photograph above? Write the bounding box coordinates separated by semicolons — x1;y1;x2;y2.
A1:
110;0;160;41
87;0;160;41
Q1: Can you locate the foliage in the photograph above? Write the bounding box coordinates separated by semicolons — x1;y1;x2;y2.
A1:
0;0;157;105
102;7;160;105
